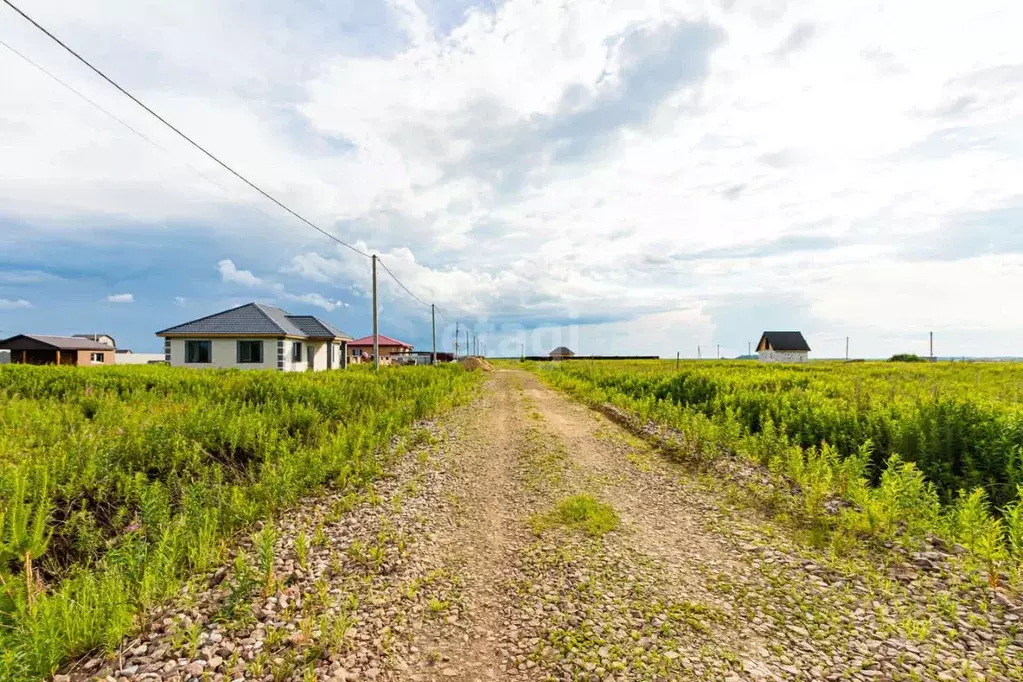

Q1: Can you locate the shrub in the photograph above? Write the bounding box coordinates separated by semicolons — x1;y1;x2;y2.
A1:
0;364;479;680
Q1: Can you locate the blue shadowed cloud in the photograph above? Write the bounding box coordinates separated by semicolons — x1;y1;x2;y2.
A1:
446;19;724;194
673;233;843;261
901;203;1023;261
417;0;499;36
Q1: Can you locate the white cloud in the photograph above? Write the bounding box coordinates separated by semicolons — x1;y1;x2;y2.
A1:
105;293;134;303
173;296;187;306
0;298;33;310
218;260;347;312
2;0;1023;356
0;270;60;284
280;292;347;312
217;259;264;287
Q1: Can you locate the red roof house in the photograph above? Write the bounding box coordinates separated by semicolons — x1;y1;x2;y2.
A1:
347;335;413;360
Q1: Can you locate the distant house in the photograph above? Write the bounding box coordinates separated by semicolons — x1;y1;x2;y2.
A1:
347;335;414;363
156;302;352;371
116;349;166;365
549;346;575;359
0;334;116;365
73;333;116;348
756;331;811;363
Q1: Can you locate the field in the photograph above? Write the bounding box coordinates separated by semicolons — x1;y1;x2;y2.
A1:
3;361;1023;682
0;364;479;679
535;360;1023;577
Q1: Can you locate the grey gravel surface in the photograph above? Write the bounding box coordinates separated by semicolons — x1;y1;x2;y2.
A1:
61;370;1023;682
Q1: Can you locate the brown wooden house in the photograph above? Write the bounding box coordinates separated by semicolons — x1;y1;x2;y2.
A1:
0;334;117;366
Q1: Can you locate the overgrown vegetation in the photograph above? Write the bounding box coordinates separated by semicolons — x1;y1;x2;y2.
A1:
533;494;620;537
533;360;1023;583
0;364;478;680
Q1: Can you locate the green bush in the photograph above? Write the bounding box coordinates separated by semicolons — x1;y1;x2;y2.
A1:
533;359;1023;580
0;364;478;680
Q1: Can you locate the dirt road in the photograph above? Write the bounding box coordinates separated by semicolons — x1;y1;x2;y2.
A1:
82;370;1023;682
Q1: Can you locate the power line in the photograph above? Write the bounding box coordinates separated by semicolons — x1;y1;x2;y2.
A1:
1;0;370;260
3;0;461;331
3;34;442;317
376;258;431;309
0;38;268;214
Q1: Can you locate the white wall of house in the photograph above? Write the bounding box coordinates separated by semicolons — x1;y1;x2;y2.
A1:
167;338;348;371
758;350;809;363
281;339;304;372
0;350;9;365
312;341;327;371
117;352;165;365
168;338;279;370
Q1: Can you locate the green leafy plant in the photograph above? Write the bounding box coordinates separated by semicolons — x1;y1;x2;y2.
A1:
533;494;620;537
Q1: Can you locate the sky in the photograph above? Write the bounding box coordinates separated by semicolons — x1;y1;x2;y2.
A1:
1;0;1021;358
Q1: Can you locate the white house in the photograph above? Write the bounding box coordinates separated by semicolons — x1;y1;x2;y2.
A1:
157;302;352;371
756;331;811;363
115;349;166;365
73;333;117;348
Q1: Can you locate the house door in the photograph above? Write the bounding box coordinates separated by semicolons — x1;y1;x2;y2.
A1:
307;345;314;370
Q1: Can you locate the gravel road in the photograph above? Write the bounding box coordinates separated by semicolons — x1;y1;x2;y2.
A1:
62;370;1023;682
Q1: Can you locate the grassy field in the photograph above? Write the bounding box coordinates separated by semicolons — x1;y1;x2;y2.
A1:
533;360;1023;581
0;364;479;679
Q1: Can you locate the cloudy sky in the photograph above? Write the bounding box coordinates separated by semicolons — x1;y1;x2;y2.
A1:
1;0;1021;358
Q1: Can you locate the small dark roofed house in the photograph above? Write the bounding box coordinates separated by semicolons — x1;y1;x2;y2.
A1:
756;331;810;363
0;334;116;365
549;346;575;359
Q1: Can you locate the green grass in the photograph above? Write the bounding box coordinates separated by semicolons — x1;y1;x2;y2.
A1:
0;363;480;681
529;360;1023;583
534;494;620;537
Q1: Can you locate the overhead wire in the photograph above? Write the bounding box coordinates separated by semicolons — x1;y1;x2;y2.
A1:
1;0;370;259
376;258;431;309
0;37;280;226
2;0;461;325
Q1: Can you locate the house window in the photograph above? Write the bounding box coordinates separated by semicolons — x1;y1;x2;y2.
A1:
185;340;212;363
237;340;263;364
90;352;104;363
292;341;302;362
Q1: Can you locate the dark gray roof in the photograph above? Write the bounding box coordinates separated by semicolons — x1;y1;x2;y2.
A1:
760;331;811;352
157;302;350;339
0;334;114;350
286;316;352;340
550;346;575;356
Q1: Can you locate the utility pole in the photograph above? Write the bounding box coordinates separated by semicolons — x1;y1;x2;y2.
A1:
431;304;437;366
676;351;680;370
371;255;379;370
846;337;849;361
930;331;934;360
748;341;751;356
521;343;524;361
698;345;701;360
717;344;720;359
455;321;460;359
465;330;469;358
